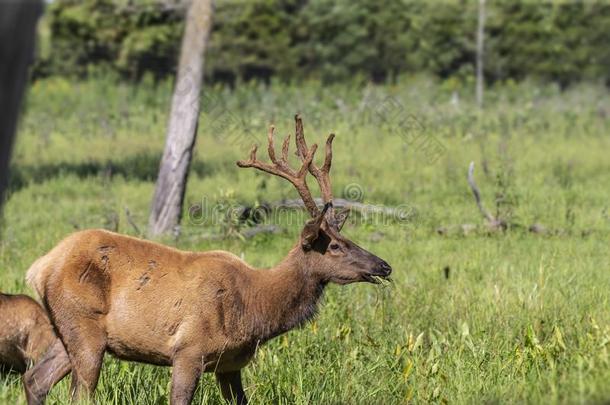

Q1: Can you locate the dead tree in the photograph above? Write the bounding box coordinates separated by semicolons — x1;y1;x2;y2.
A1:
468;161;506;231
148;0;214;236
469;161;552;235
438;162;550;236
0;0;42;214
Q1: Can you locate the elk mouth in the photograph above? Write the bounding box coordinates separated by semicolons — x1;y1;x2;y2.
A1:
328;266;392;285
362;261;393;284
362;272;392;284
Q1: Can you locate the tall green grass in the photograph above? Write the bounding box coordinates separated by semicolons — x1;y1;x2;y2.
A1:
1;75;609;404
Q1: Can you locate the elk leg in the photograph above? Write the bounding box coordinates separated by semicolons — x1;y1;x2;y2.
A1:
216;370;247;405
23;339;71;405
68;341;105;402
56;320;106;402
170;353;203;405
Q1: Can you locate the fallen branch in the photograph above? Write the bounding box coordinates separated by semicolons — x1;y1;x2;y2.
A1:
268;198;411;218
240;224;281;238
183;224;282;242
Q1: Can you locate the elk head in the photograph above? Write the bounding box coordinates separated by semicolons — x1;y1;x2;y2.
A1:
237;115;392;285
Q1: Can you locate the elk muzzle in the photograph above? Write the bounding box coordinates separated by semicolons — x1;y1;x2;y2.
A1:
362;257;392;283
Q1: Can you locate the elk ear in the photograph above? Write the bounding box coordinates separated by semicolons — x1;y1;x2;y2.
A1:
301;203;331;250
332;208;350;231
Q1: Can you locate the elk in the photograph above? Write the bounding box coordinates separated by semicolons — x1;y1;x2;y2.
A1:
23;115;392;405
0;292;70;379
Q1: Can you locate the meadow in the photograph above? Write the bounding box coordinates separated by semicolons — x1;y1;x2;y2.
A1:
1;75;609;404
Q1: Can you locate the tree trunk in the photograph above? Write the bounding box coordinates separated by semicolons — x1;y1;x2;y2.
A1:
476;0;486;109
0;0;42;213
148;0;214;236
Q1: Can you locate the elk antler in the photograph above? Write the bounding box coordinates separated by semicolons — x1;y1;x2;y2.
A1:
294;115;336;220
237;125;321;217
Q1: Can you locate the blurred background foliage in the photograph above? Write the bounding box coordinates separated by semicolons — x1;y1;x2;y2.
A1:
34;0;610;87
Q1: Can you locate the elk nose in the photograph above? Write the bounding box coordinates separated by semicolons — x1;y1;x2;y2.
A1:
375;260;392;277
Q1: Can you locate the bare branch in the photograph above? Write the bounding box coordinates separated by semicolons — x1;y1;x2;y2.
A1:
468;161;495;223
125;207;142;236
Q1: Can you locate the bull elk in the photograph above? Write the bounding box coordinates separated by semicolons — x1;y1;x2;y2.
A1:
0;293;70;379
24;115;392;405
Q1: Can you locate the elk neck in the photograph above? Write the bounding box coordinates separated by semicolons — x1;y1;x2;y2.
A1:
244;245;326;343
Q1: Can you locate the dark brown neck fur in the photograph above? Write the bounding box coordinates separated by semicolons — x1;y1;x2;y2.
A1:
243;246;326;343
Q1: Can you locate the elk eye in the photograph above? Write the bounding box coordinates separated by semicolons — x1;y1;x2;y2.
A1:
329;243;341;251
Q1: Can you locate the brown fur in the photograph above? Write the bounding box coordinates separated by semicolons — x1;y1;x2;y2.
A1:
24;221;390;404
24;117;392;405
0;293;69;377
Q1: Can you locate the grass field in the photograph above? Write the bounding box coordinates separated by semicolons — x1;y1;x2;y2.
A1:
1;75;609;404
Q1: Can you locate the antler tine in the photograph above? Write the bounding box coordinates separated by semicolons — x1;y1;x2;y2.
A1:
321;133;335;172
294;115;335;206
308;133;334;204
298;143;318;178
237;122;321;218
267;125;279;165
293;143;319;217
281;135;290;164
235;144;260;167
294;114;309;160
236;145;285;179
